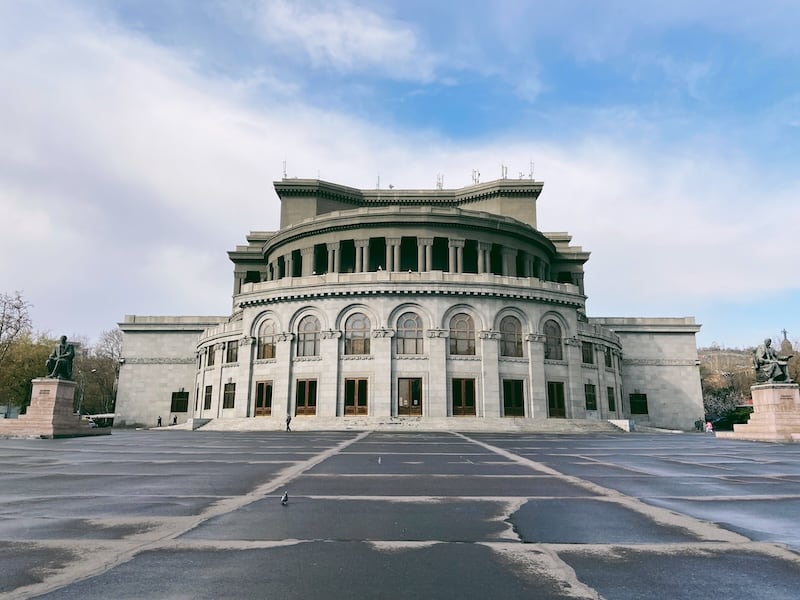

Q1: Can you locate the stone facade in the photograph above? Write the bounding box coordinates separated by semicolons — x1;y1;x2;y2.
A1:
115;178;704;430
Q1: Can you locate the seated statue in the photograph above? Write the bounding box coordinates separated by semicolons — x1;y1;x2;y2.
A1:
46;336;75;380
753;338;793;383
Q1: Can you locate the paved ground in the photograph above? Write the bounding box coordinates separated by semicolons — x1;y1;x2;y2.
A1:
1;430;799;599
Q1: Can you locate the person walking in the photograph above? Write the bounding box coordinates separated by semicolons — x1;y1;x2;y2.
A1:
285;414;292;432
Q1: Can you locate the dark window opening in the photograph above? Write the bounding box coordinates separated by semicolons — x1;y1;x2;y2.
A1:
452;378;476;416
255;381;272;416
223;383;235;409
581;341;594;364
630;393;649;415
399;237;417;271
503;379;525;416
368;238;385;271
607;387;616;412
296;379;317;415
170;391;189;413
344;378;368;415
431;237;449;271
203;385;212;410
547;381;566;418
462;239;478;273
584;383;597;411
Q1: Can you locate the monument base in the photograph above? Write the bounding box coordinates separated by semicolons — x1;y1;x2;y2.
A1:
716;383;800;442
0;378;110;439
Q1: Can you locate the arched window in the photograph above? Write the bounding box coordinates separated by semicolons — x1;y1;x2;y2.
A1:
297;315;320;357
500;315;523;357
449;313;475;355
543;319;563;360
257;319;277;359
344;313;371;355
396;312;423;354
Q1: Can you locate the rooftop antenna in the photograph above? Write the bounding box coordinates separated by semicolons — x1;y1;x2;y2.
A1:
376;175;380;189
472;169;480;184
501;164;508;179
529;160;534;180
282;160;287;179
436;173;444;190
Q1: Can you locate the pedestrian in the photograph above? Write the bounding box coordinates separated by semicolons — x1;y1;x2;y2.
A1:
172;415;177;426
286;414;292;432
705;421;714;433
157;416;162;427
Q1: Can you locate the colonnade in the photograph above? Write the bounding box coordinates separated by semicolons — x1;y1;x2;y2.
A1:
264;235;553;282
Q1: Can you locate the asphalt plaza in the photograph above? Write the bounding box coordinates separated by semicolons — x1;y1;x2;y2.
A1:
1;430;799;599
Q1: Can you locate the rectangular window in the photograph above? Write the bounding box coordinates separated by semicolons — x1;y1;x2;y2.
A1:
223;383;236;409
296;379;317;415
397;377;423;416
344;378;369;416
452;378;476;416
584;383;597;411
607;386;616;412
604;347;614;369
503;379;525;417
226;341;238;363
207;346;216;367
581;341;594;364
630;393;649;415
170;391;189;413
203;385;212;410
255;380;272;416
547;381;566;418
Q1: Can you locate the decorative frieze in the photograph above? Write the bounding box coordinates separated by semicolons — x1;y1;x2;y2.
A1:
526;333;545;343
125;357;195;364
322;329;342;339
372;328;395;338
623;358;699;367
277;332;294;342
239;336;256;347
479;330;500;340
427;328;448;338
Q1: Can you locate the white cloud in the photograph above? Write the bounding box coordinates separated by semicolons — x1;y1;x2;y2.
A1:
1;1;798;348
241;0;439;81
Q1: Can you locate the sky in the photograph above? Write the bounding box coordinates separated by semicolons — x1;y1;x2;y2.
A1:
2;0;799;350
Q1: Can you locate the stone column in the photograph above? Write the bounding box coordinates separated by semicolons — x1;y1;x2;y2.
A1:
275;332;294;421
300;247;315;277
449;239;465;273
240;336;256;418
426;329;449;416
386;238;401;272
527;334;547;419
501;248;516;277
478;243;491;274
355;239;369;273
416;237;433;272
416;239;425;272
326;242;339;273
393;241;401;272
319;330;341;416
284;253;294;278
479;330;501;417
565;337;585;419
371;328;395;417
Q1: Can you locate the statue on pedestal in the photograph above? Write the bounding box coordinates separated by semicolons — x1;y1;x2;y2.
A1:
46;335;75;380
753;338;793;383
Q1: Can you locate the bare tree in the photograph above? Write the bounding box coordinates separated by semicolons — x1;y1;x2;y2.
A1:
0;291;32;370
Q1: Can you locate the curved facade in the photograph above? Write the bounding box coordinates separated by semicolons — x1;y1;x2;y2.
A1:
116;178;704;430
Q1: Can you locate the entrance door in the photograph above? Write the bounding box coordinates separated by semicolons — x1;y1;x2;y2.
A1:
398;378;422;416
452;378;476;416
503;379;525;416
344;378;368;415
547;381;566;418
254;380;272;416
296;379;317;415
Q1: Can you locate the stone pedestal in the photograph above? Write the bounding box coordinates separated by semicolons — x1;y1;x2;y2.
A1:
0;378;110;439
716;383;800;442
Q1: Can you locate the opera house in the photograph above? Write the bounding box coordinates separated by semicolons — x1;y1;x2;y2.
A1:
116;177;703;430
